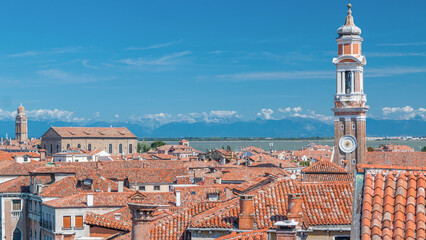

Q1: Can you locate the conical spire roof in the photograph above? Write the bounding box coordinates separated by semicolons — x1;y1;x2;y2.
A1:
337;3;361;36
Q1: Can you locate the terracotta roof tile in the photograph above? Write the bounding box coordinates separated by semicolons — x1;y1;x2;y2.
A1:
47;127;136;138
361;169;426;240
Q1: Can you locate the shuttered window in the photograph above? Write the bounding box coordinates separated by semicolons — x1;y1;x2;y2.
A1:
63;216;71;229
12;200;21;211
75;215;83;229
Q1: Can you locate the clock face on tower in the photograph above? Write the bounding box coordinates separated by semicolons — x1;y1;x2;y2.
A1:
339;135;357;153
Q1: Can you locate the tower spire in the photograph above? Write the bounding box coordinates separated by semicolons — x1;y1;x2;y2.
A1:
345;3;354;26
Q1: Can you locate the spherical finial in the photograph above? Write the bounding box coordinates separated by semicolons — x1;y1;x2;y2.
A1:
347;3;352;9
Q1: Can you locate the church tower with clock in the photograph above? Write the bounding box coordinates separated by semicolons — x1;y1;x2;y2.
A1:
332;4;368;173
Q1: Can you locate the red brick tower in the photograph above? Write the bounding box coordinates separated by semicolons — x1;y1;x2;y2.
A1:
15;104;28;142
332;4;368;173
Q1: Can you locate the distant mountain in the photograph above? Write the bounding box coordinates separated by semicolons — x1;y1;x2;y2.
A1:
0;118;423;139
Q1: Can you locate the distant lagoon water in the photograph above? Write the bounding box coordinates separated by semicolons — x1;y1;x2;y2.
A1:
144;139;426;152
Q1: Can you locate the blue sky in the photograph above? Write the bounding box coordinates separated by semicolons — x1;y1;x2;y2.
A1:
0;0;425;125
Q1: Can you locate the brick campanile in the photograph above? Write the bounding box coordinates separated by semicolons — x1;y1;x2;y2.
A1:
332;3;368;173
15;104;28;142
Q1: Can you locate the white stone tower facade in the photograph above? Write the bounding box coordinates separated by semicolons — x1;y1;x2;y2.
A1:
332;4;368;173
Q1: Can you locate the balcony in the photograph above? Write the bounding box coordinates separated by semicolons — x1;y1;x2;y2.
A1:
11;211;21;218
334;93;366;102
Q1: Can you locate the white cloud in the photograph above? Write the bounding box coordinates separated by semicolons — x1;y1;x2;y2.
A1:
279;106;302;113
7;47;81;57
366;66;426;78
114;114;120;119
382;106;425;120
130;110;241;127
81;60;99;70
117;51;191;66
256;109;274;120
366;52;426;57
216;70;333;81
37;69;104;84
378;42;426;46
27;109;80;121
125;41;180;51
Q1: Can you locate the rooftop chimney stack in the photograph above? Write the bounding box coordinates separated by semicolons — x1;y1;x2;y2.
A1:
128;202;158;240
117;179;124;192
287;193;303;224
275;220;298;240
39;149;46;161
239;195;255;230
87;193;94;207
176;190;181;207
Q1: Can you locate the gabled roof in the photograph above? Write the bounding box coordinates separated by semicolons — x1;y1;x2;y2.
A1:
366;152;426;167
45;127;136;139
150;202;219;240
190;179;353;229
85;212;131;231
216;229;268;240
302;160;347;174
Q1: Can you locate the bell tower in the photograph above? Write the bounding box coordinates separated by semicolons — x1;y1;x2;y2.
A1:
15;104;28;142
332;4;368;173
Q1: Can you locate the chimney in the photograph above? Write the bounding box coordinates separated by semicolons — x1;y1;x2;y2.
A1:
117;179;124;192
225;188;234;200
275;220;298;240
128;202;158;240
87;193;94;207
239;195;254;230
107;186;111;192
175;190;181;207
287;194;303;223
40;149;46;162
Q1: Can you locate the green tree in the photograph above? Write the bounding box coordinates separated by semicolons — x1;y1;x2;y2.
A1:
422;146;426;152
151;141;166;149
226;145;231;152
138;142;152;153
367;146;375;152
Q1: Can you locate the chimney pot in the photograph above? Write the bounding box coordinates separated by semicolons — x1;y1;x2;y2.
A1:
175;190;181;207
118;179;124;192
239;195;254;230
287;194;303;223
87;193;94;207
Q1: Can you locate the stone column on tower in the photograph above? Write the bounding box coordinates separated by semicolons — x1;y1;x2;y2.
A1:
331;3;368;173
15;104;28;142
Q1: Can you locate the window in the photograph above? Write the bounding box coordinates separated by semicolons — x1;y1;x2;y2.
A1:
139;186;146;191
12;228;21;240
29;200;32;211
345;71;352;94
109;144;112;154
56;144;59;151
129;144;133;154
114;213;121;220
119;144;123;154
12;200;21;211
352;124;356;130
88;144;92;151
75;215;83;229
334;236;350;240
66;144;70;149
154;185;160;191
63;216;71;229
77;144;81;149
50;144;53;154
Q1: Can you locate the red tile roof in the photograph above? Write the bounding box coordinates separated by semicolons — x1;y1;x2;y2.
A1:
190;179;353;229
216;229;268;240
85;212;131;231
366;152;426;167
48;127;136;138
302;160;347;173
361;170;426;240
